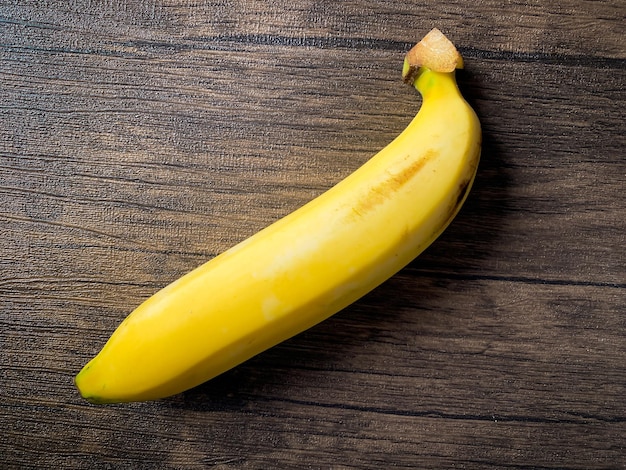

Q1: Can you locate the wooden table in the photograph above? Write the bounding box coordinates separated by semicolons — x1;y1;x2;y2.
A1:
1;1;624;468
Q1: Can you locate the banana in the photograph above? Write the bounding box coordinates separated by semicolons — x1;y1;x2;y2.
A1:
75;28;481;404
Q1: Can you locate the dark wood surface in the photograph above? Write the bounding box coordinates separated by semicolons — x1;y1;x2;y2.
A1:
1;1;625;468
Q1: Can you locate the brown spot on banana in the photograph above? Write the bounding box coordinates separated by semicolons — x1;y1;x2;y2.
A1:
351;149;438;217
441;175;474;231
455;178;471;210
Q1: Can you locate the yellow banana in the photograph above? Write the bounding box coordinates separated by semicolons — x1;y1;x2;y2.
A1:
75;28;481;404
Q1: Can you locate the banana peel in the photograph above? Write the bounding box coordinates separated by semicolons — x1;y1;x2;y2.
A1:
75;28;481;404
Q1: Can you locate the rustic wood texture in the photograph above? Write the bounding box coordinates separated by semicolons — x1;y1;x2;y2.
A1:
1;0;625;468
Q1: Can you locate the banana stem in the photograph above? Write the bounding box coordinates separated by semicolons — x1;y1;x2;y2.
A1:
402;28;464;87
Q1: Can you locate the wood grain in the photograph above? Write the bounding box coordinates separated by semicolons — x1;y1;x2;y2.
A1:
1;0;625;468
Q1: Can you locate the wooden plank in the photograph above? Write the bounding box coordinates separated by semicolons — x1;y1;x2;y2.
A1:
4;0;623;56
1;0;624;468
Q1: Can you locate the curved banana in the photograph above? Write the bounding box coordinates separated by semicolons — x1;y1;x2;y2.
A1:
75;28;481;404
